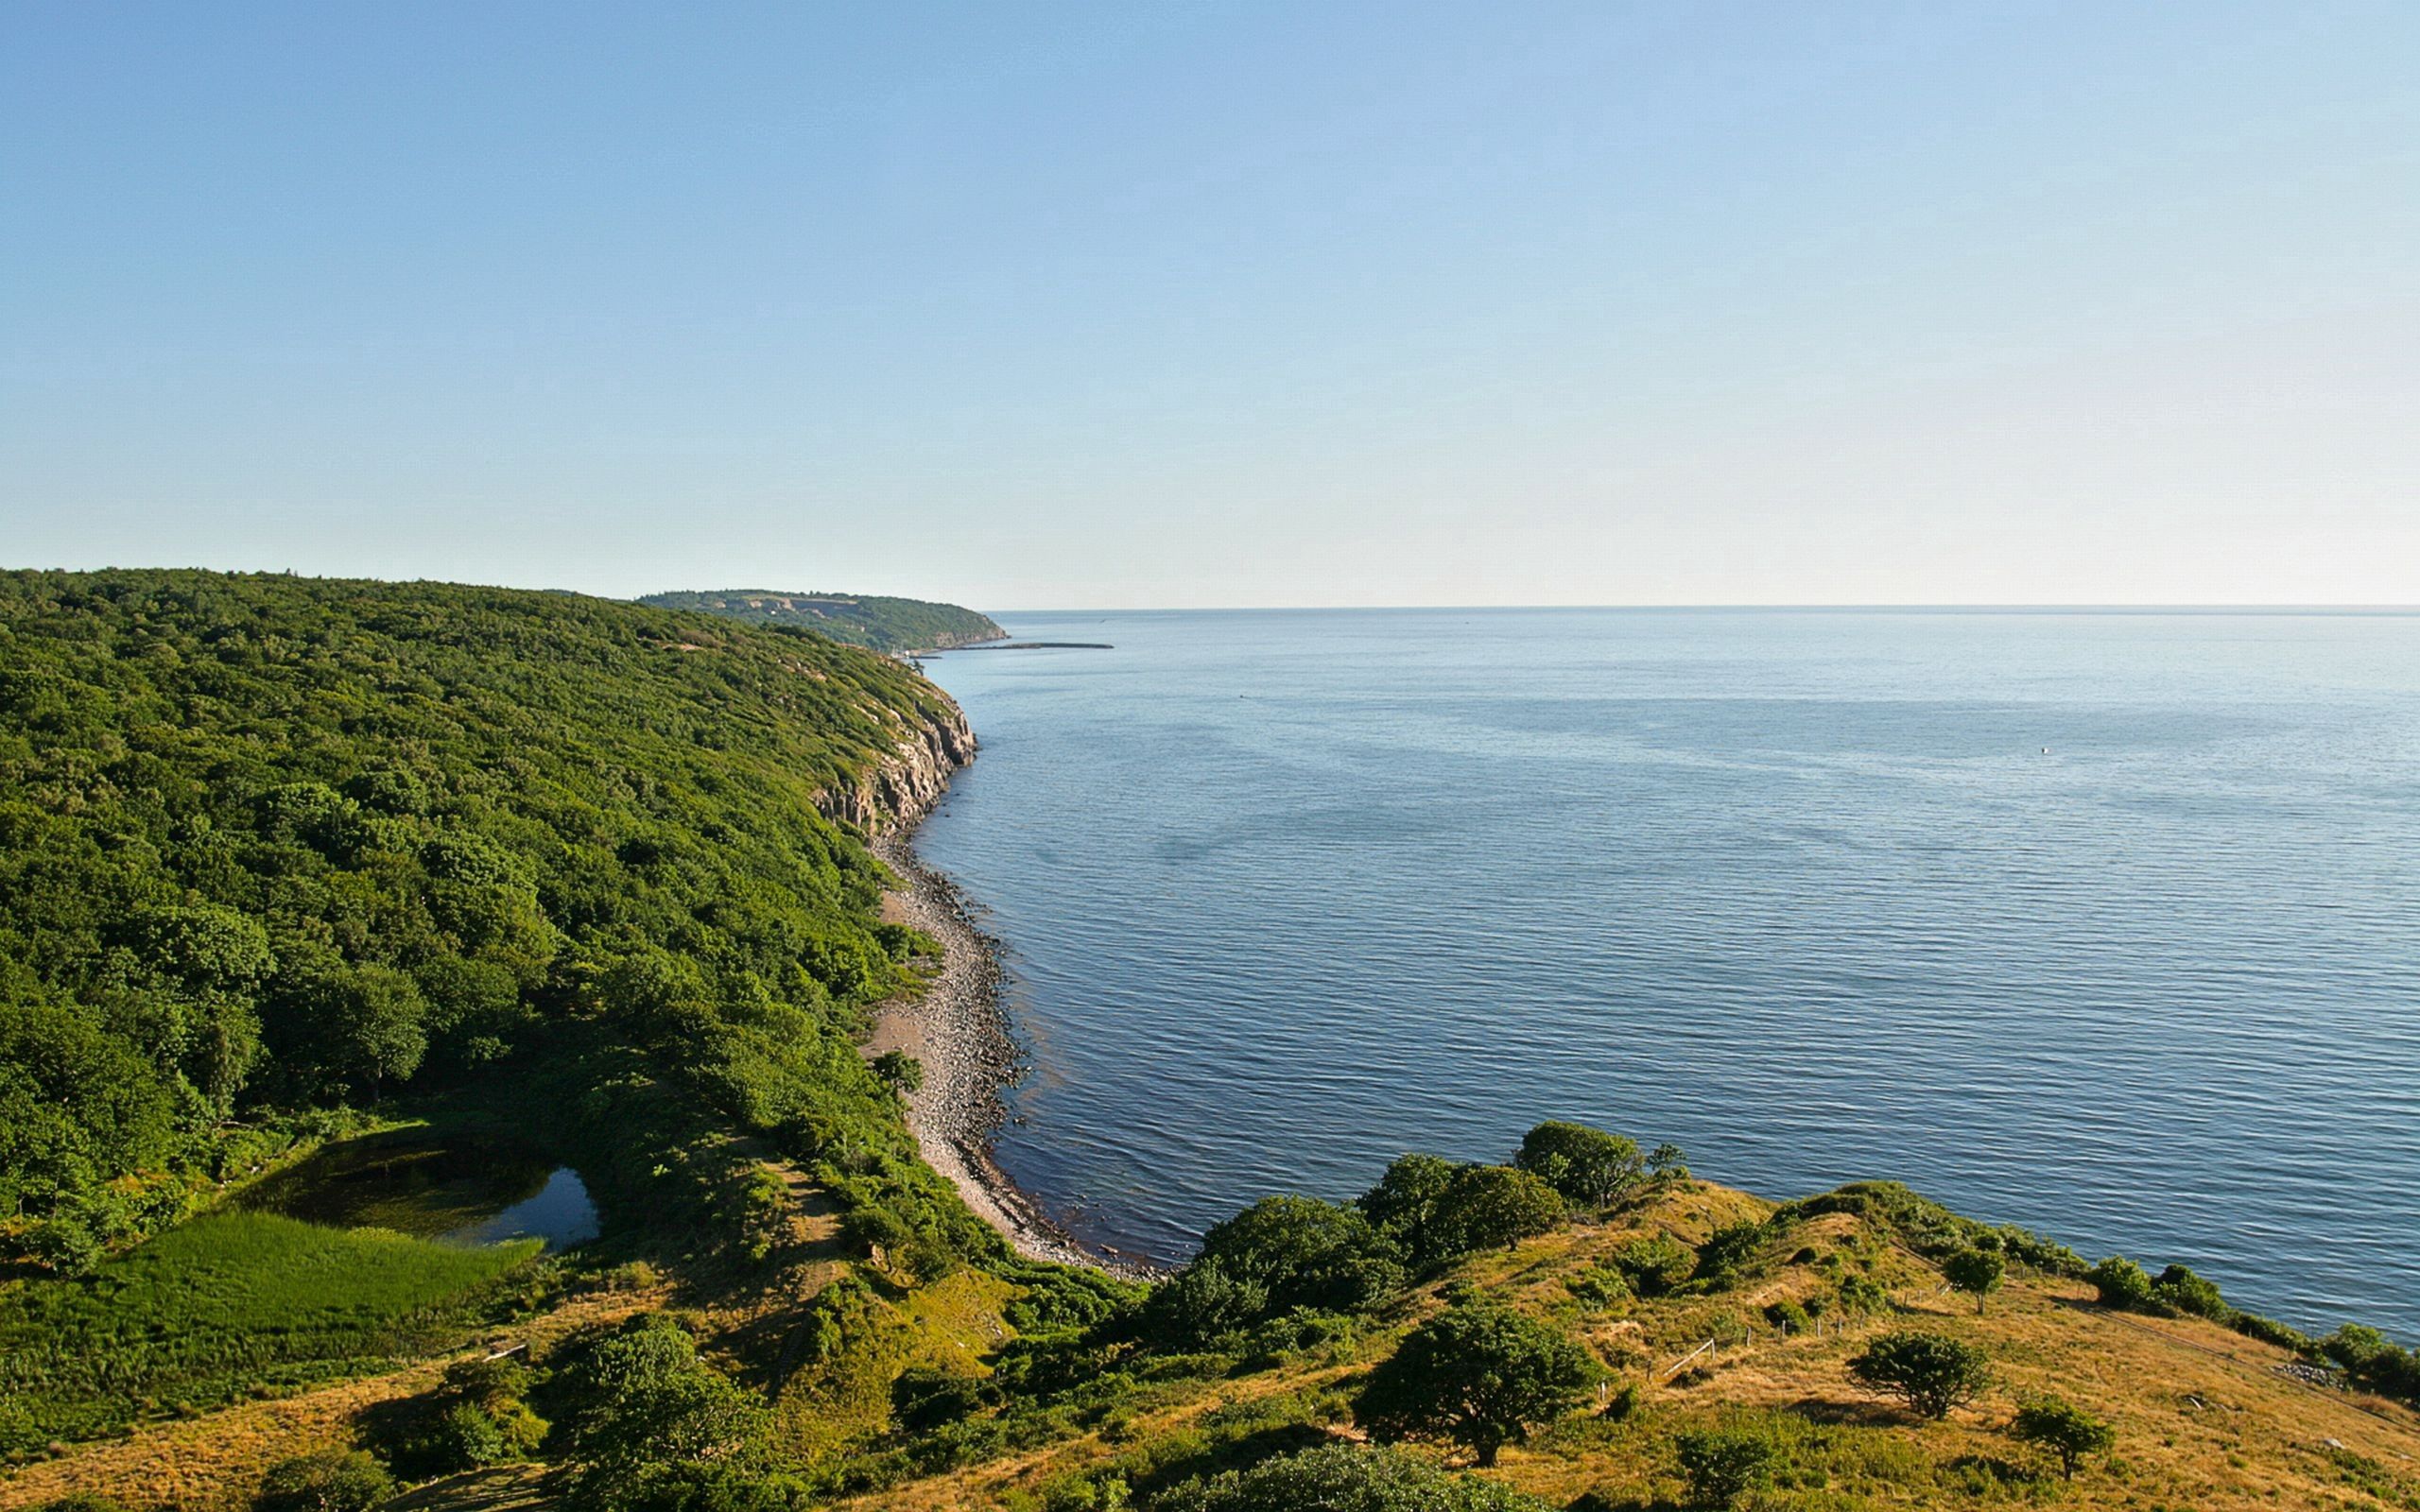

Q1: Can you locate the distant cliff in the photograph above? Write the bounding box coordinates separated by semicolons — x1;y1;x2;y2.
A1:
639;588;1006;653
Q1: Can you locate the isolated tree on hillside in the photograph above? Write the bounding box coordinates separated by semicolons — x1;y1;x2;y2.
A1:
1356;1301;1599;1467
2010;1397;2117;1480
1512;1121;1643;1208
1848;1331;1992;1419
1944;1248;2006;1314
1648;1143;1690;1181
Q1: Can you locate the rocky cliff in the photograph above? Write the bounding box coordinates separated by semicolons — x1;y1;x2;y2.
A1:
815;696;977;833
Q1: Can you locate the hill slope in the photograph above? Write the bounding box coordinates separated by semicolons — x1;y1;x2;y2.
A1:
0;568;999;1283
635;590;1004;653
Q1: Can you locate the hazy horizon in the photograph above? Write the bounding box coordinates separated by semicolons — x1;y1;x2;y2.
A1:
6;5;2414;608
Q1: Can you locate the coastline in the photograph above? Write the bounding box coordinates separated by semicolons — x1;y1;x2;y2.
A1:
867;831;1152;1279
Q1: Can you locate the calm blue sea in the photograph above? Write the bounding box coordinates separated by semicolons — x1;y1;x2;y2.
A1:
914;609;2420;1336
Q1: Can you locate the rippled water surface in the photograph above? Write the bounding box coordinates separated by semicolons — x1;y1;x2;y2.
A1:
914;610;2420;1333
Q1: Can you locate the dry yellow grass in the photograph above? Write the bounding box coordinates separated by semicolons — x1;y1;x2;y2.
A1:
834;1182;2420;1512
10;1177;2414;1512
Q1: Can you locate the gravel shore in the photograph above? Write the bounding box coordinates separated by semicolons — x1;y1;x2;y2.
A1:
867;834;1151;1278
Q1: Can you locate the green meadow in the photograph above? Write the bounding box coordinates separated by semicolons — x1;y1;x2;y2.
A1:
0;1211;542;1455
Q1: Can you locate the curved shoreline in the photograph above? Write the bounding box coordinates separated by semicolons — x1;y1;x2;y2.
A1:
868;832;1155;1279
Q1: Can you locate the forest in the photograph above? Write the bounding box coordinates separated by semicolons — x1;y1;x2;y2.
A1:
632;593;1003;654
0;570;989;1275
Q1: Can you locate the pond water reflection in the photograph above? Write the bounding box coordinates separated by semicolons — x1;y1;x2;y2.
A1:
239;1128;598;1248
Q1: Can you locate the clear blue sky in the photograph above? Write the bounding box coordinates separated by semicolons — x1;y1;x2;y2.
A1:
4;3;2413;608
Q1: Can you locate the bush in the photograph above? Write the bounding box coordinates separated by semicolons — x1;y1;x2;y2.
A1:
1762;1299;1812;1335
1847;1332;1992;1420
254;1450;394;1512
1693;1222;1769;1288
2086;1255;2158;1312
1609;1235;1695;1297
1149;1443;1551;1511
2321;1325;2420;1404
2152;1264;2229;1321
1675;1428;1773;1507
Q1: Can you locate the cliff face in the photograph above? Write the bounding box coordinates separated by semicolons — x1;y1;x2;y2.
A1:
816;696;977;833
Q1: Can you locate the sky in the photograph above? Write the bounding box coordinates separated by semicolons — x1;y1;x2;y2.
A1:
3;3;2414;610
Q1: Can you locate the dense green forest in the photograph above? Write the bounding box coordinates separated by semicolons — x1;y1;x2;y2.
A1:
633;592;1003;653
0;570;990;1273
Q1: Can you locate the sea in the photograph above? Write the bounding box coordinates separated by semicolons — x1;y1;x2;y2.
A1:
912;608;2420;1337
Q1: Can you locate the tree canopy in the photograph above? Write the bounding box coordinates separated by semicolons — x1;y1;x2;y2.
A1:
1356;1301;1599;1467
0;570;981;1268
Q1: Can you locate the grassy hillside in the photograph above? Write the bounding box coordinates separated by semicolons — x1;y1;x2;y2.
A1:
821;1174;2420;1512
634;591;1004;653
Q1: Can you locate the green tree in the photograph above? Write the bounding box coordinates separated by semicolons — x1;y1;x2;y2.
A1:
562;1315;769;1502
2010;1397;2116;1479
1146;1195;1402;1342
1358;1152;1461;1260
1426;1165;1566;1259
1675;1428;1774;1507
1152;1443;1551;1512
1847;1332;1992;1420
253;1450;393;1512
1356;1301;1599;1467
1944;1248;2005;1314
1512;1121;1643;1208
1648;1143;1690;1181
321;965;428;1098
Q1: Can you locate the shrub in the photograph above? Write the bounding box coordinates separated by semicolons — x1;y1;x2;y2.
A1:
1609;1235;1695;1297
1847;1332;1992;1419
2321;1325;2420;1404
254;1450;394;1512
1675;1428;1773;1507
2086;1255;2158;1313
1762;1299;1812;1335
1694;1222;1769;1287
2010;1397;2116;1479
2152;1264;2229;1321
1150;1443;1551;1511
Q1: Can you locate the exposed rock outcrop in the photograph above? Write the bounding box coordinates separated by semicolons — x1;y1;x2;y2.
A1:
815;698;977;833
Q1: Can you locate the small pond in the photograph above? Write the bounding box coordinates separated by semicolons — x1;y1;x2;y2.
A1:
239;1127;599;1249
